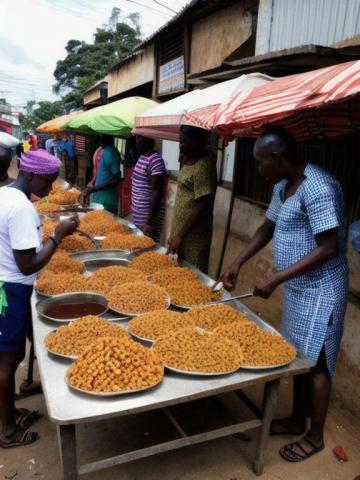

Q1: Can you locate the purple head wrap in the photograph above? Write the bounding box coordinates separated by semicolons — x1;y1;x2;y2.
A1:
20;149;61;175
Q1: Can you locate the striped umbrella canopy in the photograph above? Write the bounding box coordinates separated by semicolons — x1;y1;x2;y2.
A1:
134;73;272;141
211;60;360;141
37;111;81;133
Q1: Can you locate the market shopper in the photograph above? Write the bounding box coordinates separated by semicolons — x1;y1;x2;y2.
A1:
83;135;122;214
131;135;166;240
0;146;13;187
0;149;79;448
168;126;217;272
222;127;348;462
58;135;78;185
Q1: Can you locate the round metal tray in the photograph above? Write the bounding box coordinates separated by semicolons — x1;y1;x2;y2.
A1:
36;292;108;323
109;296;171;318
82;257;130;274
163;364;241;377
128;328;154;344
65;374;163;396
241;358;296;370
46;346;77;360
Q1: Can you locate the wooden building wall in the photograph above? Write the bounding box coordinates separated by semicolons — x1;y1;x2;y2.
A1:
108;44;154;98
190;3;253;75
83;89;102;106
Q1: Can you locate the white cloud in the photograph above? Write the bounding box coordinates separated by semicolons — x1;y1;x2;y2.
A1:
0;0;190;109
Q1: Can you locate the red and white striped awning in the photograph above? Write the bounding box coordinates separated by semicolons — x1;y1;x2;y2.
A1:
209;60;360;141
133;73;272;141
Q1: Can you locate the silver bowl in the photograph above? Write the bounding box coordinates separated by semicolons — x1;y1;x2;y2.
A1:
36;292;108;323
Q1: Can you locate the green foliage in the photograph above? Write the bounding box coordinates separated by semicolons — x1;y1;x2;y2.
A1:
53;7;141;109
21;8;141;128
20;100;65;132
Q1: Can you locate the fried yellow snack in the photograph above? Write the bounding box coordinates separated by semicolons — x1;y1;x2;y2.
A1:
36;271;86;296
85;266;147;295
43;251;85;274
59;233;95;252
34;201;60;215
184;304;252;331
107;281;169;314
79;211;128;237
166;279;222;307
44;316;128;357
42;218;58;243
153;327;243;374
128;310;195;341
101;232;155;251
92;266;146;285
129;251;178;276
214;322;297;367
49;189;80;205
151;267;197;287
66;336;164;393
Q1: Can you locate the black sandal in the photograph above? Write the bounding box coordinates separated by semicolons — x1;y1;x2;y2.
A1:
16;409;42;429
279;432;324;462
0;427;39;449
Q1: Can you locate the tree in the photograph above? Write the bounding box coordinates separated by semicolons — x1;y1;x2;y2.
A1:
20;100;65;132
53;8;141;109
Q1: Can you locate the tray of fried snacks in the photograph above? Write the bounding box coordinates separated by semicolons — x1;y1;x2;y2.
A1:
65;336;164;396
85;266;146;295
129;251;178;276
44;316;128;359
151;266;198;287
214;321;297;369
184;304;253;331
42;251;85;275
89;265;146;284
100;232;155;252
79;210;130;240
166;279;224;309
48;188;81;206
107;281;170;317
128;310;196;343
35;271;87;297
41;218;58;243
34;200;62;215
59;233;97;252
152;327;243;376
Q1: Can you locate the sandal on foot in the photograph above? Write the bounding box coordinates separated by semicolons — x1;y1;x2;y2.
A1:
15;381;43;400
16;409;42;429
0;427;39;449
270;418;306;436
279;433;324;462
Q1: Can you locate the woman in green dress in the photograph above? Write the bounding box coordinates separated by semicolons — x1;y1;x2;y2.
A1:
168;126;217;272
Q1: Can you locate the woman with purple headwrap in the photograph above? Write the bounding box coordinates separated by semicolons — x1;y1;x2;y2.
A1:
0;149;79;448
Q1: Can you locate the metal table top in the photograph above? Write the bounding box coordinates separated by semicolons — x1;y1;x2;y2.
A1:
32;250;313;426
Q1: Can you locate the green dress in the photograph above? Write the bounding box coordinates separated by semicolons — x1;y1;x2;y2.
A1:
171;156;217;272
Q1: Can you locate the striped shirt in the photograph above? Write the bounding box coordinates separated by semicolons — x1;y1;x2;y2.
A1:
131;152;166;230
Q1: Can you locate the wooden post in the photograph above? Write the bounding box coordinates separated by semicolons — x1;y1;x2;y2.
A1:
57;424;77;480
253;379;280;475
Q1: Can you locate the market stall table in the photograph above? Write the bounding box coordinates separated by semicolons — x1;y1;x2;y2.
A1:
32;261;312;480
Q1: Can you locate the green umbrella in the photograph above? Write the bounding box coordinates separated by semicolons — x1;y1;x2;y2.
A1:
64;96;158;137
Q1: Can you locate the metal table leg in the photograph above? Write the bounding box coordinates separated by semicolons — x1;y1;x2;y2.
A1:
57;424;77;480
253;379;280;476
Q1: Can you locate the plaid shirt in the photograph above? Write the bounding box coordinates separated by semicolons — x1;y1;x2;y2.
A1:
266;163;348;374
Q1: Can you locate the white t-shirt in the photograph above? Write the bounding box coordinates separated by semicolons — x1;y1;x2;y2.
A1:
0;186;42;285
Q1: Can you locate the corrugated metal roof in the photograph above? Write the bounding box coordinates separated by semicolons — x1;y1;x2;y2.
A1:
268;0;360;53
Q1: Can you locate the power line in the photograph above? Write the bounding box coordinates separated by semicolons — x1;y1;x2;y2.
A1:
152;0;178;14
123;0;172;17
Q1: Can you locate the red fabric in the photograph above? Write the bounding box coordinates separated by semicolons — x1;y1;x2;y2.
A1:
90;147;103;184
29;134;38;150
212;60;360;141
74;135;86;153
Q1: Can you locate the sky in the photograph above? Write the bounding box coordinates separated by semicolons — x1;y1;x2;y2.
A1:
0;0;190;111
